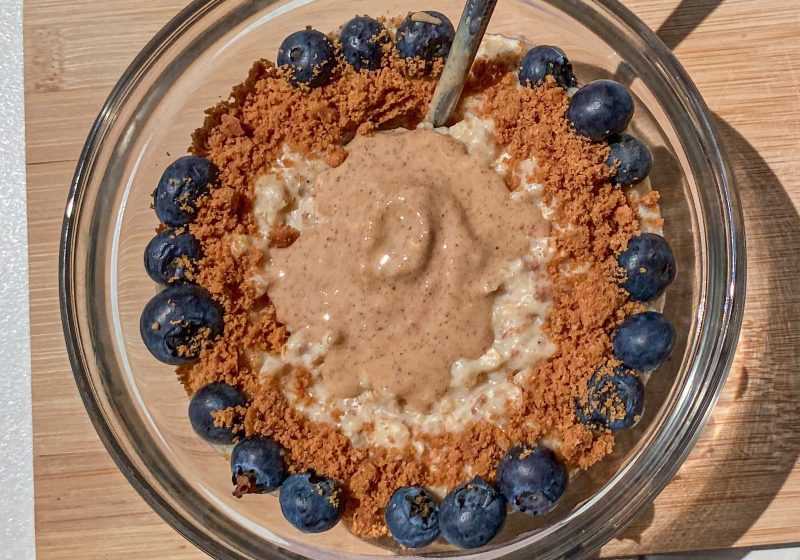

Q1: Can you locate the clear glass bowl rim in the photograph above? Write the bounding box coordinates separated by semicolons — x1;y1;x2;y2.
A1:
59;0;747;559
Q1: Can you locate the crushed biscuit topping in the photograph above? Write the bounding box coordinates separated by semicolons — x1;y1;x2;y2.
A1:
177;48;646;537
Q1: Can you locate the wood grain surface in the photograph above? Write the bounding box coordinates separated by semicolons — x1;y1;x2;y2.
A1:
25;0;800;558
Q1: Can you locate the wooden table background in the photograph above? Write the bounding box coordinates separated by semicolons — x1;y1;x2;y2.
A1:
24;0;800;557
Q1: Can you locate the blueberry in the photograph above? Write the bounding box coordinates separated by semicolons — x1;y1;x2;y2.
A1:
395;11;455;63
339;16;390;71
385;486;440;548
144;228;202;285
575;367;644;431
567;79;634;141
139;283;223;365
188;382;246;444
439;476;506;549
518;45;577;89
154;155;217;227
618;233;676;301
613;311;675;371
607;133;653;186
279;472;343;533
496;446;568;516
231;437;287;497
277;30;336;88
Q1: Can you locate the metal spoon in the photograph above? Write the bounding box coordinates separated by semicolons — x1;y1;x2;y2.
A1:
426;0;499;127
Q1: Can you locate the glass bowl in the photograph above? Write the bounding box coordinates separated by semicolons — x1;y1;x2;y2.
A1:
59;0;745;558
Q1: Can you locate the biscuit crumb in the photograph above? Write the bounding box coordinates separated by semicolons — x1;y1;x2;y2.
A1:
269;223;300;248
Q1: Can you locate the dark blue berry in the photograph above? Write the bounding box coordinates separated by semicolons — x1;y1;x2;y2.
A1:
618;233;676;301
277;30;336;88
144;228;202;285
231;437;287;497
279;472;343;533
385;486;440;548
139;283;223;365
188;383;246;444
497;446;568;516
395;11;455;63
339;16;389;71
607;133;653;186
567;80;634;141
154;155;217;227
575;367;644;431
613;311;675;371
518;45;577;89
439;476;506;549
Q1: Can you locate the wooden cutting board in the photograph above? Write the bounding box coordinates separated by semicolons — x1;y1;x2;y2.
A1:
25;1;800;558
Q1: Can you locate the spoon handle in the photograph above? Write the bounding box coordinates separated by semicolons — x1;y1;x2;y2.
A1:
426;0;499;127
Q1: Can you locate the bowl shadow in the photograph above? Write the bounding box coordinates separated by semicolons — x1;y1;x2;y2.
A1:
612;114;800;552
